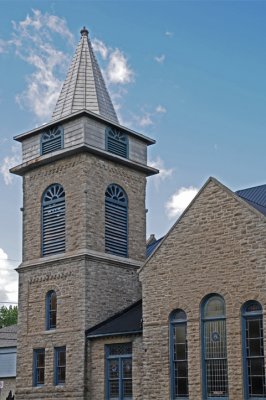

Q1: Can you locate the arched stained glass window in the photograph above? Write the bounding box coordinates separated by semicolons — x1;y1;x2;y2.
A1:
170;309;189;399
242;300;266;399
105;184;128;257
106;127;128;158
41;126;64;155
202;295;228;399
46;290;57;330
42;184;65;256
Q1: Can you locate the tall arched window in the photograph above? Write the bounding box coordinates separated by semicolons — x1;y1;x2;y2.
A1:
46;290;57;330
105;184;128;257
170;309;188;399
201;294;228;399
42;184;65;256
242;300;266;399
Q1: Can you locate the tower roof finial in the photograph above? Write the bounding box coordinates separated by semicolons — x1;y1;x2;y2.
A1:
80;26;89;37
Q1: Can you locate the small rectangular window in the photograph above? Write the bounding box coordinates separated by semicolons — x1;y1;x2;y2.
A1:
54;347;66;385
106;343;132;400
33;349;45;386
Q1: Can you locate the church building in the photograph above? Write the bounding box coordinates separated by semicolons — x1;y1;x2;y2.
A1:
10;27;266;400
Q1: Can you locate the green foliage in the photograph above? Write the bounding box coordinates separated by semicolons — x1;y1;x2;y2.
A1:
0;305;18;328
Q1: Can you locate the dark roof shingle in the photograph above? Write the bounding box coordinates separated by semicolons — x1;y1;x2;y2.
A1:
236;184;266;216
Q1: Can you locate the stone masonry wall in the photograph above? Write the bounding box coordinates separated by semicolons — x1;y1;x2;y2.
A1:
140;179;266;400
84;257;141;330
87;335;143;400
0;378;16;400
16;257;87;399
23;152;146;262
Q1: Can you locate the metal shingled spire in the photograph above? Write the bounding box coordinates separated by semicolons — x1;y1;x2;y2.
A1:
51;26;119;124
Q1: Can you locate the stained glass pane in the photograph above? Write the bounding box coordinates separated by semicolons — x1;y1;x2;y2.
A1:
172;321;189;398
204;296;225;318
244;313;266;397
107;344;132;399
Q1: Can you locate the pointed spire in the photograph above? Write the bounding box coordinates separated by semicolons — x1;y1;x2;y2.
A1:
51;26;119;124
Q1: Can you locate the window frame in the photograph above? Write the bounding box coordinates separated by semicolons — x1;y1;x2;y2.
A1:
33;348;45;387
242;300;266;400
105;126;129;159
201;294;229;400
41;183;65;257
40;125;64;155
54;346;66;386
105;343;133;400
105;183;128;258
169;309;189;400
46;290;57;330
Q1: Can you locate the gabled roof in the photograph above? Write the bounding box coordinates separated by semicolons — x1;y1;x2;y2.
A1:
0;325;17;348
87;300;142;338
236;184;266;216
146;236;164;258
51;27;118;124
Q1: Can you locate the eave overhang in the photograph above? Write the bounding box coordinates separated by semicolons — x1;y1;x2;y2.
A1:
10;143;159;177
13;109;156;146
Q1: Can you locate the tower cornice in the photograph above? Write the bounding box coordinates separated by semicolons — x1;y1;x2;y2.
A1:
13;109;155;145
10;142;159;176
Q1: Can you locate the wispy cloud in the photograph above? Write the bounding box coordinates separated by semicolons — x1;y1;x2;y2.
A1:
149;157;174;190
138;113;153;127
0;248;18;305
0;38;7;53
166;186;199;218
133;105;167;129
10;9;74;121
154;54;165;64
0;146;21;185
92;38;108;60
156;105;167;114
165;31;174;37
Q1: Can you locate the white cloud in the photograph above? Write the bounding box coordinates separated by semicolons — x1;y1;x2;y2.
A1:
154;54;165;64
0;39;7;53
92;38;109;60
0;248;18;305
11;9;73;121
106;48;134;84
0;146;21;185
165;31;174;37
149;157;174;190
166;186;199;218
156;105;166;114
138;113;153;127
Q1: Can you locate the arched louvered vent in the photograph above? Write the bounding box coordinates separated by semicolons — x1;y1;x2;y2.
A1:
105;184;128;257
42;184;65;256
41;126;64;155
106;127;128;158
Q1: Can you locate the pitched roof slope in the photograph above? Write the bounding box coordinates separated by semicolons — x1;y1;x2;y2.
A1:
52;27;118;124
0;324;17;348
87;300;142;338
236;184;266;216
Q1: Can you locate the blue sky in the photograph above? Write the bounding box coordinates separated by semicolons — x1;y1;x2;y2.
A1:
0;1;266;304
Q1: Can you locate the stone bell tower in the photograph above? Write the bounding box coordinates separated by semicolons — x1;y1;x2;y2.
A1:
11;27;157;399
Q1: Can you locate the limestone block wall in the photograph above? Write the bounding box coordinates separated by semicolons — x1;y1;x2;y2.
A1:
0;378;16;400
140;179;266;400
84;257;142;330
22;152;147;262
16;257;87;400
87;335;143;400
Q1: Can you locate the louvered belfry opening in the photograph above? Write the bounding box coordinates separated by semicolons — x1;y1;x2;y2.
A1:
105;184;128;257
106;127;128;158
42;184;65;256
41;126;64;155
